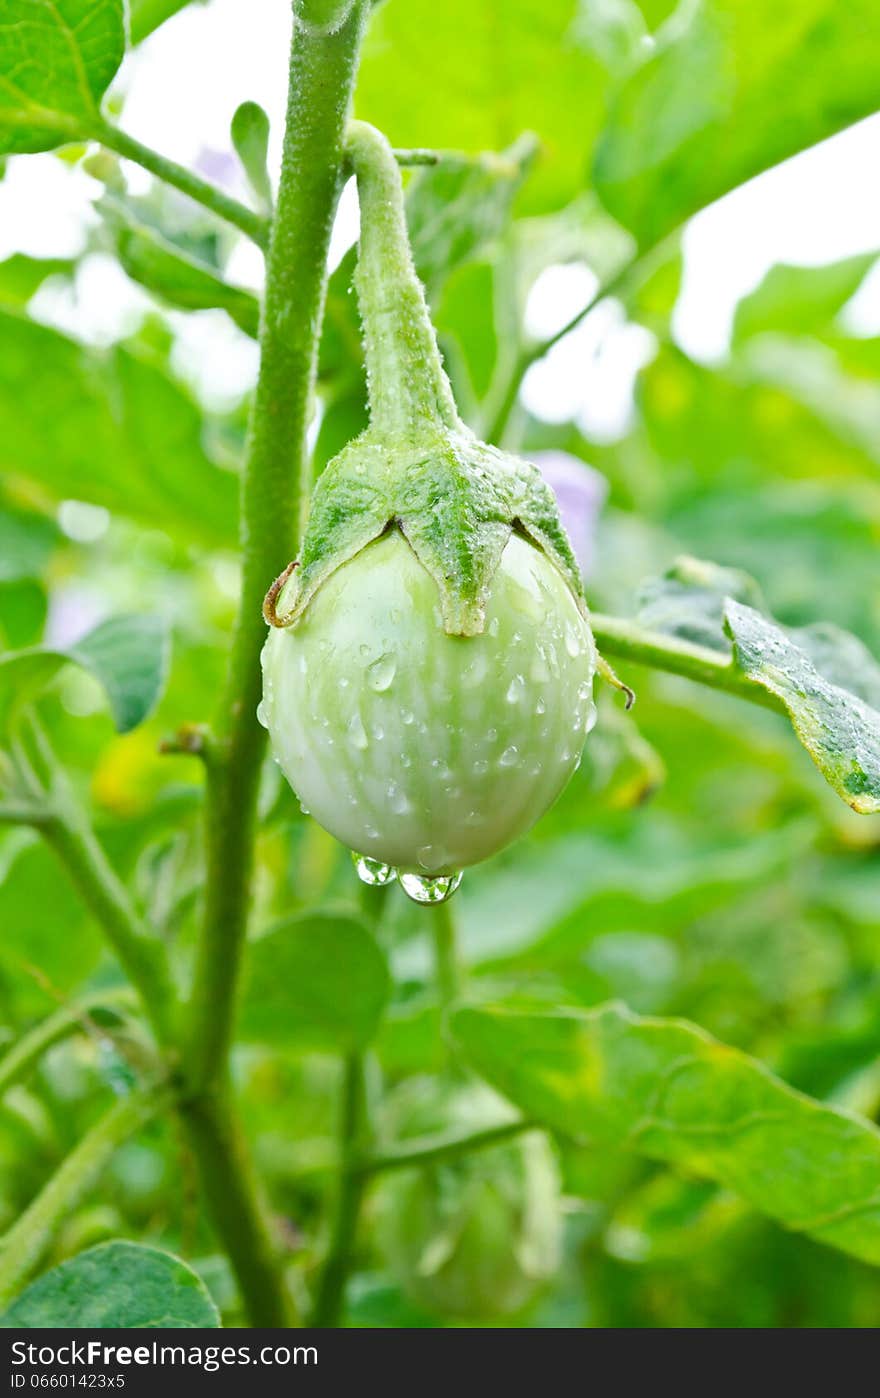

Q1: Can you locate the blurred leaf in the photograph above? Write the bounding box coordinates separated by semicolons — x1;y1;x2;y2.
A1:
356;0;618;211
453;1003;880;1267
230;100;272;211
0;255;74;308
0;503;57;582
0;614;170;733
102;199;260;337
0;310;238;546
724;599;880;814
595;0;880;245
0;581;46;648
638;555;766;653
240;908;390;1052
0;0;125;155
732;254;879;345
406;137;535;298
0;1241;219;1327
129;0;204;45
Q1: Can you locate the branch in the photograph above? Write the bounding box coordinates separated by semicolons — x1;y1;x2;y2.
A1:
94;121;270;249
590;612;786;713
0;1079;170;1310
0;990;135;1099
357;1119;535;1178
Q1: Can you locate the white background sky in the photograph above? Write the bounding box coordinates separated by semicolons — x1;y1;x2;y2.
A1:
2;0;879;437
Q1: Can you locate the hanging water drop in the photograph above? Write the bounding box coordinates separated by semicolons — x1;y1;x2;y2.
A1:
352;852;397;886
398;870;463;904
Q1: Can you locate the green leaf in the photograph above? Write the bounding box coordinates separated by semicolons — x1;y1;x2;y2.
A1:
356;0;617;211
230;100;272;212
0;309;238;547
0;613;170;733
102;198;260;337
0;1242;219;1327
0;255;74;308
724;599;880;814
732;254;879;345
594;0;880;245
240;909;390;1052
129;0;205;45
0;0;125;155
453;1003;880;1267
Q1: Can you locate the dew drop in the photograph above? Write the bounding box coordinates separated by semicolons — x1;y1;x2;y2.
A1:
473;759;489;777
367;653;396;692
348;712;368;750
536;697;546;715
256;700;268;729
487;617;500;637
402;710;415;725
499;745;518;767
564;624;582;658
584;701;598;735
352;852;396;887
506;675;525;705
399;870;463;905
388;782;412;815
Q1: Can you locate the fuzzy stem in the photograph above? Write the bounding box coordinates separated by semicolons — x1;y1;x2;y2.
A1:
0;1081;169;1309
184;0;369;1095
589;613;786;713
347;120;459;436
94;121;270;248
430;900;461;1009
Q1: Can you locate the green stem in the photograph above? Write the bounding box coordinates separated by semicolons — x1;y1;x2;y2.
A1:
0;991;135;1098
357;1119;534;1178
429;900;461;1009
589;612;786;713
94;121;270;248
310;1052;369;1328
42;814;177;1047
185;0;369;1095
0;1080;169;1309
180;1083;297;1328
485;255;642;446
346;120;459;435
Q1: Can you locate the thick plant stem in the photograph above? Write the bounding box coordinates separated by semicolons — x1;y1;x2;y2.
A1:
94;121;270;248
311;1053;369;1327
185;0;369;1094
346;120;459;435
0;1081;169;1309
589;612;786;713
179;0;370;1328
181;1084;296;1328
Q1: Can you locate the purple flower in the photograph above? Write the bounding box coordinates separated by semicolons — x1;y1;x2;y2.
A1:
531;451;608;579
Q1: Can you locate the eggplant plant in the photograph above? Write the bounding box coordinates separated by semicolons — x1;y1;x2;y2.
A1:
1;0;880;1331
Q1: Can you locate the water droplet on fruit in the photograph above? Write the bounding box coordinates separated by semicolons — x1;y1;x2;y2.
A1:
352;852;396;886
506;675;525;704
367;653;396;692
536;697;546;715
473;759;489;777
399;870;463;904
487;617;500;637
584;701;598;734
348;712;368;749
402;710;415;725
256;700;268;728
499;745;518;767
564;624;582;658
388;782;412;815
